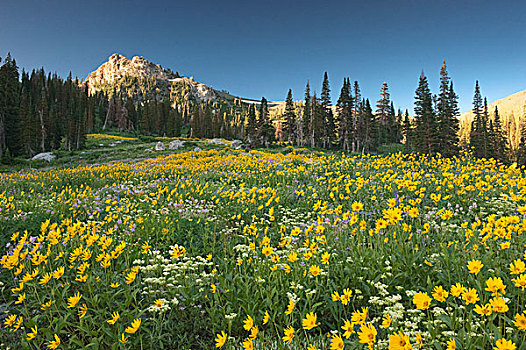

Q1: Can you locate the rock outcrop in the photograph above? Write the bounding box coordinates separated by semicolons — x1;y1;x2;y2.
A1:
169;140;185;150
83;54;227;104
32;152;56;162
230;140;243;149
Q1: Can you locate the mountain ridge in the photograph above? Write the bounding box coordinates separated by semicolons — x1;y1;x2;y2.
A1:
83;53;235;104
83;53;285;108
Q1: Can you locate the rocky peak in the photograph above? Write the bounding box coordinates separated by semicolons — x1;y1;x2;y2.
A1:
83;53;222;103
84;53;177;95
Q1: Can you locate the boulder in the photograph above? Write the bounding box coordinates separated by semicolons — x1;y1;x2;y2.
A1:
169;140;185;150
32;152;56;162
208;138;224;145
155;142;166;151
230;140;243;149
193;147;202;152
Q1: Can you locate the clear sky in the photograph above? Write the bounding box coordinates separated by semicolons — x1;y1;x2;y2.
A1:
1;0;526;113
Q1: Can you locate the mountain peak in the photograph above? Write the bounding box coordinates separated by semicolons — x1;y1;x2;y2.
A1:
109;53;129;61
83;54;232;104
84;53;177;97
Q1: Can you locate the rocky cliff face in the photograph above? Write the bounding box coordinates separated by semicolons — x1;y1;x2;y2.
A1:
83;53;228;104
84;54;175;95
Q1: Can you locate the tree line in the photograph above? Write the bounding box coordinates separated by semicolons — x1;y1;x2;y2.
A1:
1;52;525;164
0;53;111;158
247;61;460;158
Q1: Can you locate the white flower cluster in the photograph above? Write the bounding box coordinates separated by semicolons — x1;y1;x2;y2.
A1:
136;248;215;304
289;281;304;291
286;291;298;303
225;313;237;320
276;205;314;228
145;298;172;313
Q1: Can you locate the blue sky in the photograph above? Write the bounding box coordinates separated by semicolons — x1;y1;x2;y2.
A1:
1;0;526;113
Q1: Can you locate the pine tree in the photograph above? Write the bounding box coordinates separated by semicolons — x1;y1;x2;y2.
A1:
481;98;490;158
302;82;311;147
203;103;213;138
375;82;392;146
310;93;325;148
336;78;353;152
246;104;257;147
173;105;182;137
362;99;376;153
436;60;459;156
448;81;460;153
388;102;399;143
413;71;437;154
282;89;296;145
403;109;412;150
104;95;115;130
19;84;33;155
115;96;127;131
0;53;22;157
257;97;274;147
125;99;137;130
517;115;526;166
320;72;335;148
190;105;202;138
492;106;508;162
470;81;485;158
394;108;403;144
352;81;362;152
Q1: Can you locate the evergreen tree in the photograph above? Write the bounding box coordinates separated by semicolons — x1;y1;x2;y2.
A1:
436;60;459;156
246;104;257;147
470;81;485;158
375;82;392;146
0;53;22;157
491;106;508;162
320;72;335;148
302;81;311;147
448;81;460;153
352;81;362;152
481;98;490;158
125;98;137;130
403;109;412;150
190;105;202;138
257;97;274;147
413;72;437;154
394;108;403;144
282;89;296;145
203;103;213;138
310;93;325;148
362;99;376;153
211;106;221;137
336;78;353;152
517;116;526;166
115;96;127;131
388;102;399;143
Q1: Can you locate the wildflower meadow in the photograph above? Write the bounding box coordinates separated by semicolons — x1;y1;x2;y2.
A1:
0;139;525;349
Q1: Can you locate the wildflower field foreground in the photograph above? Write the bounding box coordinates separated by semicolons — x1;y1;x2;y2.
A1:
1;146;526;350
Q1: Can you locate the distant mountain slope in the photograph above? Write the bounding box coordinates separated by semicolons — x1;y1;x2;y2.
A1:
459;90;526;150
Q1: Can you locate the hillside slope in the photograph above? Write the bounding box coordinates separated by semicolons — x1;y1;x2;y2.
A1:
459;90;526;150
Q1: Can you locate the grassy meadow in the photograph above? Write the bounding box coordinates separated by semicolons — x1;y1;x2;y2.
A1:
0;134;525;349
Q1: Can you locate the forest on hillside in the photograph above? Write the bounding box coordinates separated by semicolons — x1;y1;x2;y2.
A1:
1;53;526;164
